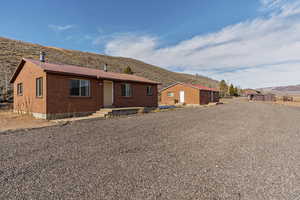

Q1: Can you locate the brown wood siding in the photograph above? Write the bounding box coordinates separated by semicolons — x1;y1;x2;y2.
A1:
13;62;47;114
113;82;158;107
46;73;102;114
200;90;211;105
200;90;220;105
160;84;200;105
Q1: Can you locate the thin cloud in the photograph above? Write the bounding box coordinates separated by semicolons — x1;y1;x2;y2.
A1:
48;24;75;32
104;1;300;88
260;0;284;10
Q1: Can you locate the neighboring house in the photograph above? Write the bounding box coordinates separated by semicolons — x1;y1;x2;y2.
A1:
251;93;276;102
10;58;160;119
160;82;219;105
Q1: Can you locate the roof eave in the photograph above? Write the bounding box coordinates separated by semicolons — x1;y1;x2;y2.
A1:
44;70;98;79
99;76;160;84
9;59;26;83
159;82;181;92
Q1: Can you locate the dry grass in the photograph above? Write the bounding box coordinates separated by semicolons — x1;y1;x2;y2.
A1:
272;95;300;107
292;96;300;102
0;110;54;132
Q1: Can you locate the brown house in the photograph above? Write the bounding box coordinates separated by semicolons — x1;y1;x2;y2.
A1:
160;82;219;105
10;58;160;119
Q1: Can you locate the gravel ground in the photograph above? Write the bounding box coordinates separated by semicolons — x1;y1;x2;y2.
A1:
1;99;300;200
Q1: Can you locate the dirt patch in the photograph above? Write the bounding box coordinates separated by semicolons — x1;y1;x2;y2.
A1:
0;111;55;132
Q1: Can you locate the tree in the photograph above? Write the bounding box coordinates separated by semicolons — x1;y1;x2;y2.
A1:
123;66;134;74
219;80;228;97
229;84;235;96
234;87;239;97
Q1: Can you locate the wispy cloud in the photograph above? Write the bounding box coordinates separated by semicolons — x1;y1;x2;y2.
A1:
103;0;300;88
48;24;75;32
260;0;284;10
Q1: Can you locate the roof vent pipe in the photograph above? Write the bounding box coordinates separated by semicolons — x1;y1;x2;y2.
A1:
104;63;108;72
40;51;46;62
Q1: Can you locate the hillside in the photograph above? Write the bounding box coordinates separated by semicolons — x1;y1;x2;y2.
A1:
0;37;218;92
259;85;300;95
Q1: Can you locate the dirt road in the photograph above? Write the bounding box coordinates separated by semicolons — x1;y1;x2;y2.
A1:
1;100;300;199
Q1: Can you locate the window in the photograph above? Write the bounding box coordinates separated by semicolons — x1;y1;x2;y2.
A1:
70;79;90;97
36;77;43;97
167;92;174;97
17;83;23;96
121;83;132;97
146;86;153;96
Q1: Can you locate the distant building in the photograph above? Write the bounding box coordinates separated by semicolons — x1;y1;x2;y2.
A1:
250;93;276;102
160;82;219;105
241;89;276;102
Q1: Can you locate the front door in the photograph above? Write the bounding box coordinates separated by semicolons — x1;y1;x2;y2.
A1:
103;80;113;107
179;91;185;103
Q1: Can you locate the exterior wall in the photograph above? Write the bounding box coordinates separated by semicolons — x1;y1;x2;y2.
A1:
13;62;47;114
160;84;200;105
47;75;158;116
161;84;220;105
46;73;103;115
200;90;211;105
252;94;265;101
200;91;220;104
264;94;276;102
252;94;276;101
113;81;158;107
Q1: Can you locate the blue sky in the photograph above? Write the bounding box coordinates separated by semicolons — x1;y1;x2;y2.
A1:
1;0;300;88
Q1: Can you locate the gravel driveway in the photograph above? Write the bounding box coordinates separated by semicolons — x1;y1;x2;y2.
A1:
1;100;300;200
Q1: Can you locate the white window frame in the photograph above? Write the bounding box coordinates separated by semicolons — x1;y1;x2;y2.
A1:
70;79;91;97
146;86;153;96
121;83;132;97
36;77;43;97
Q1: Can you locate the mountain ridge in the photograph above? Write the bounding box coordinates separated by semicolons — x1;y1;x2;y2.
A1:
259;84;300;95
0;37;218;92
